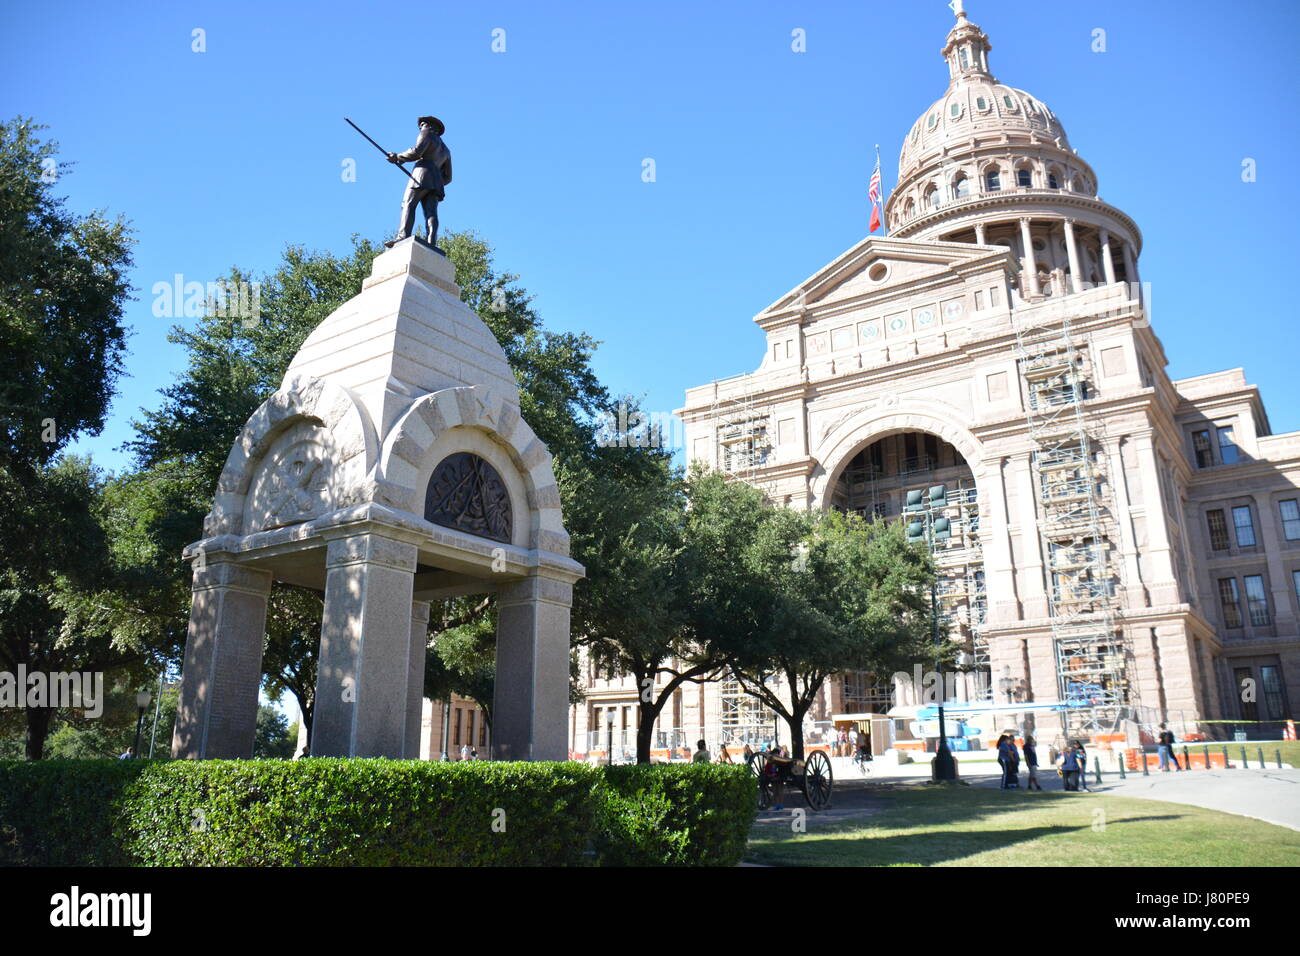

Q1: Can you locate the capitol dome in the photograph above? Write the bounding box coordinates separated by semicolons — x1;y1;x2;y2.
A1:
882;2;1141;297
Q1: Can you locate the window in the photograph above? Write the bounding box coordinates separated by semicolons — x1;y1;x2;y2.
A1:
959;47;970;69
1234;667;1258;721
1294;569;1300;608
953;176;970;198
1280;499;1300;540
1244;574;1271;626
1192;429;1214;467
453;708;462;746
927;187;940;208
927;112;939;130
1003;95;1016;110
1016;167;1032;187
985;169;1001;191
1048;172;1060;189
1218;578;1242;628
1261;665;1287;720
1206;509;1230;550
950;102;961;118
1232;506;1256;547
1217;426;1239;464
976;96;988;111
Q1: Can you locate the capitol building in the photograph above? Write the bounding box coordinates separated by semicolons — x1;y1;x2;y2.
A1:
566;4;1300;760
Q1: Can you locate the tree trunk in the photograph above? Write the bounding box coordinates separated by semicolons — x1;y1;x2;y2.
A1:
25;706;53;760
636;696;666;764
785;699;815;760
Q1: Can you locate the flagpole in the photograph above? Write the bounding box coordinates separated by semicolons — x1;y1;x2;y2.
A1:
875;143;886;236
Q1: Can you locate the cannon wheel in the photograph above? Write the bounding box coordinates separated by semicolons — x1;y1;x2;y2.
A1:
803;750;833;810
749;752;773;810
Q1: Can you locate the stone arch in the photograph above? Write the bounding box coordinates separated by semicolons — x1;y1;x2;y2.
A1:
810;402;988;511
378;385;569;556
206;375;378;536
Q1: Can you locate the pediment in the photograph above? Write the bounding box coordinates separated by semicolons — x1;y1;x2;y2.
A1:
756;236;1010;324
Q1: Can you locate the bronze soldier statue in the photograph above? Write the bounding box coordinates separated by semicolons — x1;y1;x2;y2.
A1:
384;115;453;252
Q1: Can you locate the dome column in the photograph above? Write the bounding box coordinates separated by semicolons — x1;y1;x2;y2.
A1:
1018;217;1041;297
1122;240;1139;284
1098;228;1118;285
1063;219;1083;294
974;222;987;245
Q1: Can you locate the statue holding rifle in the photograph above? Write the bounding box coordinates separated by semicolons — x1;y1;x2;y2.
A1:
344;115;453;253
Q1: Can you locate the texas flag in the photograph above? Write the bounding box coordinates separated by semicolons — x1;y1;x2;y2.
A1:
868;157;883;233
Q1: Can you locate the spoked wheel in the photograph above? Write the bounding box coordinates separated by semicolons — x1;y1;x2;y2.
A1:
749;752;773;810
803;750;833;810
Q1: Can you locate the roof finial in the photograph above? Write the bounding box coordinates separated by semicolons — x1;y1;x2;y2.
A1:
949;0;968;22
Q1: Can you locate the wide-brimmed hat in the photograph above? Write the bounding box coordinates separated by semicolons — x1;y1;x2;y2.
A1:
418;115;445;135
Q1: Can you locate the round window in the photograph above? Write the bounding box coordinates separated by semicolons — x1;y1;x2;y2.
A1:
868;262;889;282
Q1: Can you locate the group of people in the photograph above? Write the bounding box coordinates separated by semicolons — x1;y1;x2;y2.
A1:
996;733;1094;792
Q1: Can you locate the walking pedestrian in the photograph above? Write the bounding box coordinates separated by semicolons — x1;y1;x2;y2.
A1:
1157;723;1182;771
1023;734;1043;790
1076;741;1090;791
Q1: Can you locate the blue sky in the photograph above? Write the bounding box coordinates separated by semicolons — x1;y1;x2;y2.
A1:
4;0;1298;472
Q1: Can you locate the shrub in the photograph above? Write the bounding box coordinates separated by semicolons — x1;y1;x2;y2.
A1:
122;759;600;866
0;758;150;866
596;763;756;866
0;759;755;866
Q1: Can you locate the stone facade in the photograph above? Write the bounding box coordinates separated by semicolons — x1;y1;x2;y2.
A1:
569;6;1298;757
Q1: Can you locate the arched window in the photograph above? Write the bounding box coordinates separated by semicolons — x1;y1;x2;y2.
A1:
1047;170;1060;190
953;175;970;199
1016;166;1033;188
949;101;962;119
926;186;940;208
985;167;1001;191
927;112;939;131
959;47;970;69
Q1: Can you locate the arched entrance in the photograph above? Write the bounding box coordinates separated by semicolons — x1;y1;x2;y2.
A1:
825;427;991;712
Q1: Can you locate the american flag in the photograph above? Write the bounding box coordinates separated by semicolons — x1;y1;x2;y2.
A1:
868;153;883;232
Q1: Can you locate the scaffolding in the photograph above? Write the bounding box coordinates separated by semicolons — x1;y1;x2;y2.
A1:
904;482;992;696
710;373;774;492
1014;307;1133;737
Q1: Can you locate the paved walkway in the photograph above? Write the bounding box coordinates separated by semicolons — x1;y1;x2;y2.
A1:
961;765;1300;831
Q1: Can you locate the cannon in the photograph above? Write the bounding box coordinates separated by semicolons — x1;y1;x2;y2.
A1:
748;750;834;811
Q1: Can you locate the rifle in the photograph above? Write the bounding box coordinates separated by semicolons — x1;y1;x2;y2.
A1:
344;117;420;185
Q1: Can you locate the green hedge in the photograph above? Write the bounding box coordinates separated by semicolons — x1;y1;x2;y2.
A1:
596;763;757;866
0;759;755;867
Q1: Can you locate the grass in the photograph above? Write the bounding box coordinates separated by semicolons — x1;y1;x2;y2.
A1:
746;785;1300;867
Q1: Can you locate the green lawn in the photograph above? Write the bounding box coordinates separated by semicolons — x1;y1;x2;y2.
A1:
746;785;1300;867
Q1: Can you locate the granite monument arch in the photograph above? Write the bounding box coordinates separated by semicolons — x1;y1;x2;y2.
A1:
171;237;583;761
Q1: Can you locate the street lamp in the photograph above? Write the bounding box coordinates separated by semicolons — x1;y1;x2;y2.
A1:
133;690;152;758
605;709;615;766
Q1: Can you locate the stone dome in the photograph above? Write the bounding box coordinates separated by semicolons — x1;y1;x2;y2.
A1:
899;78;1069;182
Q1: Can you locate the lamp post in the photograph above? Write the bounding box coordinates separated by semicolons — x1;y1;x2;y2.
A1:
931;575;958;781
605;709;615;766
133;690;152;758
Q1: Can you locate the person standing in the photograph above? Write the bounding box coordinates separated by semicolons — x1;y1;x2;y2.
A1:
717;743;733;764
692;738;711;764
1023;734;1042;790
1006;735;1021;789
996;734;1011;789
1076;741;1090;791
1058;744;1081;791
1157;723;1182;771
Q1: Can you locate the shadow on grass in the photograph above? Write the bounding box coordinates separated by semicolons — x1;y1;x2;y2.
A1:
748;786;1182;866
